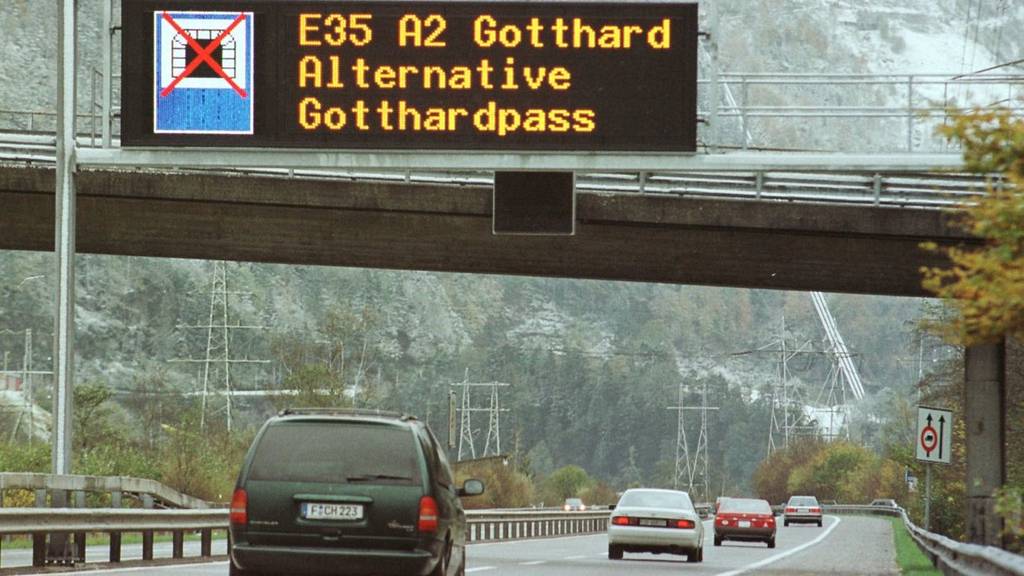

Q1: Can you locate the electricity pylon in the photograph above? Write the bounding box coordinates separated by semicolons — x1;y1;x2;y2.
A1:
450;375;509;461
174;261;268;432
668;380;718;503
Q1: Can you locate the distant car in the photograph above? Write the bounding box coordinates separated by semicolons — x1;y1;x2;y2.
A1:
784;495;823;527
564;498;587;511
228;408;484;576
714;498;776;548
870;498;899;508
608;488;704;563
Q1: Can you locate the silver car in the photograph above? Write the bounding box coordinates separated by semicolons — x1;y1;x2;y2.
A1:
608;488;704;563
784;495;823;527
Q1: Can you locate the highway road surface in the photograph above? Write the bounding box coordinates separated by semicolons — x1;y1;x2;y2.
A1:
38;516;898;575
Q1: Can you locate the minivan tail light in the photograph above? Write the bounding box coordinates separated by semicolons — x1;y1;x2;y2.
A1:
418;496;439;532
229;489;248;525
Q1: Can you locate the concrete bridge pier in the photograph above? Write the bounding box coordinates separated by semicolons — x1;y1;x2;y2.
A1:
965;336;1022;546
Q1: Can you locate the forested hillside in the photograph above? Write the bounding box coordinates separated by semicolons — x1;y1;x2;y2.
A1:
0;251;934;495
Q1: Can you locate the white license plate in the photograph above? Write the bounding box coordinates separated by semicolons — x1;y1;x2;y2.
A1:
738;521;751;528
303;503;364;521
638;518;668;527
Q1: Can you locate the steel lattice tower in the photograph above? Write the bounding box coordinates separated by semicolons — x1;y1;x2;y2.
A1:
175;261;267;432
451;377;509;461
669;380;718;503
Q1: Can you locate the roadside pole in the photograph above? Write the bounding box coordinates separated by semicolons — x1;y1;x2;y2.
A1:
50;0;78;564
924;463;931;531
705;0;721;152
55;0;77;479
916;406;952;535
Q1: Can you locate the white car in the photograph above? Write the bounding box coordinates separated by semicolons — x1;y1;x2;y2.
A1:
608;488;704;563
784;495;823;527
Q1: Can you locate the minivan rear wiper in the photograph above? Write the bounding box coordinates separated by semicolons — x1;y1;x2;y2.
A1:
346;474;414;482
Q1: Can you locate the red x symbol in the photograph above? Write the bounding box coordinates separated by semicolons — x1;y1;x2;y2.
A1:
160;11;248;98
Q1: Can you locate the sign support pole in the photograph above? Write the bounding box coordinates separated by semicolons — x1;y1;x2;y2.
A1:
54;0;77;477
706;0;721;152
924;463;931;531
49;0;78;564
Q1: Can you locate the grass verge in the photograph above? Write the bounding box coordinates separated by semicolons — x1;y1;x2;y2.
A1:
890;516;941;576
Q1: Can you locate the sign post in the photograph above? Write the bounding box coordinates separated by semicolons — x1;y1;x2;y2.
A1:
448;390;457;450
916;405;953;531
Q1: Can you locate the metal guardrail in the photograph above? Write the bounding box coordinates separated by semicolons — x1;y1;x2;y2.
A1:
466;509;609;542
0;508;225;568
903;511;1024;576
0;507;605;569
1;504;1020;573
814;504;1024;576
0;509;225;534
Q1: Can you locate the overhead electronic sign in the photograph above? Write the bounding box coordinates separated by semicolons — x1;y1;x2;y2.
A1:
122;0;699;151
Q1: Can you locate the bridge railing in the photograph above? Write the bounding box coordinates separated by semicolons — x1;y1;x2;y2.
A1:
0;131;998;210
4;71;1022;153
0;472;211;510
704;73;1024;154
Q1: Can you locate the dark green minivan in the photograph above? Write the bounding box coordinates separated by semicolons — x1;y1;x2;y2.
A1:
228;409;484;576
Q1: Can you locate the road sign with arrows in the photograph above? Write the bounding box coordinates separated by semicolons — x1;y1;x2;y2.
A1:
916;406;953;464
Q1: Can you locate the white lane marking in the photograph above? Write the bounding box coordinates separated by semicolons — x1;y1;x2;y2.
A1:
714;515;842;576
467;567;497;573
520;560;548;565
42;561;228;575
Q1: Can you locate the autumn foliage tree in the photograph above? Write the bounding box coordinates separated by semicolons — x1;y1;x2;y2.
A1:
921;108;1024;345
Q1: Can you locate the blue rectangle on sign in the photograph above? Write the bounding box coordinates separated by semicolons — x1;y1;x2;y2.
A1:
154;11;253;134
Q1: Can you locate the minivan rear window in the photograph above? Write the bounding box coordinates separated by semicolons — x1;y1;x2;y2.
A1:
247;421;422;485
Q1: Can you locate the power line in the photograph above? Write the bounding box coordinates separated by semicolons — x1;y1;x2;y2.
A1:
992;0;1009;64
952;57;1024;79
969;0;986;74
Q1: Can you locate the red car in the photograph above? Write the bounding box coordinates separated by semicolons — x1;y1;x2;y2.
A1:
714;498;776;548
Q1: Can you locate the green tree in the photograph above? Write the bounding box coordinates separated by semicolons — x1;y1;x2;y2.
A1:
74;382;117;453
275;364;351;410
542;465;592;504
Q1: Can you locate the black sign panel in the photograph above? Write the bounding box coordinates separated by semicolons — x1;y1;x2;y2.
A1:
122;0;698;151
493;172;575;235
